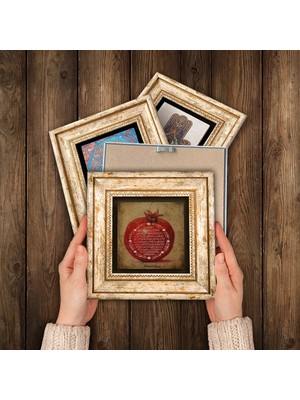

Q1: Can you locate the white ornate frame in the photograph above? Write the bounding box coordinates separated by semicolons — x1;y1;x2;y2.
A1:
139;73;246;148
49;96;168;232
87;171;216;300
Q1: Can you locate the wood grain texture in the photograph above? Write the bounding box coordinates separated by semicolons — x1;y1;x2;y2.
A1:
131;300;181;349
180;50;212;349
131;50;181;97
212;51;263;349
26;51;77;349
0;51;26;349
78;50;130;119
78;51;130;349
263;51;300;350
130;50;182;349
180;51;211;96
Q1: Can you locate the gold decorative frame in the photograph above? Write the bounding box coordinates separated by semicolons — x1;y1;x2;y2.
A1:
49;96;168;233
139;73;247;148
87;171;216;300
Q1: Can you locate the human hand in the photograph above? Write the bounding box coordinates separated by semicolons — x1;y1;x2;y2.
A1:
206;222;244;322
56;216;98;326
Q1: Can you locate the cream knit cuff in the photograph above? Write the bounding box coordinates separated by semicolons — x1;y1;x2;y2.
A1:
41;323;90;350
207;317;255;350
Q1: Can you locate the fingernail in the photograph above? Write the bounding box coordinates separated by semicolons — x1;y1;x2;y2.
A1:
76;246;84;256
217;253;225;264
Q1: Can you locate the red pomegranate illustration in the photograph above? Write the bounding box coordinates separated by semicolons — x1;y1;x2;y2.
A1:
124;209;175;262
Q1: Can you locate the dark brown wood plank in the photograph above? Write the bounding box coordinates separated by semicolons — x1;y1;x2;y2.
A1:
212;51;263;349
27;51;77;349
78;50;130;349
130;50;182;349
180;50;211;95
0;51;26;349
263;51;300;350
180;50;212;349
131;51;181;86
131;300;181;349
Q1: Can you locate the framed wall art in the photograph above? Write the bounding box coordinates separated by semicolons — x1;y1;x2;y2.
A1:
139;73;246;148
87;171;216;300
49;96;168;232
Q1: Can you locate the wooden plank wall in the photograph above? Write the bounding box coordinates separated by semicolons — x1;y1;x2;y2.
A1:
26;51;77;348
212;51;263;349
0;51;26;349
263;51;300;349
0;50;298;350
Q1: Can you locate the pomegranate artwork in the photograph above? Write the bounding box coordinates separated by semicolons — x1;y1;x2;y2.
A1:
124;209;175;262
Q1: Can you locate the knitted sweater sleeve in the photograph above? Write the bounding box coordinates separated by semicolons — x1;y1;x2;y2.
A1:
41;323;90;350
41;317;254;350
207;317;255;350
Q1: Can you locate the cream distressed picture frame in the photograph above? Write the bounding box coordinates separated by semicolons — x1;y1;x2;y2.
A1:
87;171;216;300
49;96;168;232
139;73;246;147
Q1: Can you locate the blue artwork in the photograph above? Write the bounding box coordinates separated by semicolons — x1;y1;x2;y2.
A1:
81;128;139;171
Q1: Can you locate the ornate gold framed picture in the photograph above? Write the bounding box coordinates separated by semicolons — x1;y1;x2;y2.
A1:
49;96;168;232
87;171;216;300
139;73;246;147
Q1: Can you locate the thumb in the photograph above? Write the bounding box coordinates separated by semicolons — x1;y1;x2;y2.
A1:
73;245;87;279
215;253;232;289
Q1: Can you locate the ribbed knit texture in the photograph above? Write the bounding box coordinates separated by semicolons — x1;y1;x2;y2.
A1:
41;317;254;350
41;323;90;350
208;317;254;350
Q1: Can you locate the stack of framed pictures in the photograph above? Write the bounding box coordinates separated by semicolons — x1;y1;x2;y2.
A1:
50;73;246;300
49;96;168;232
